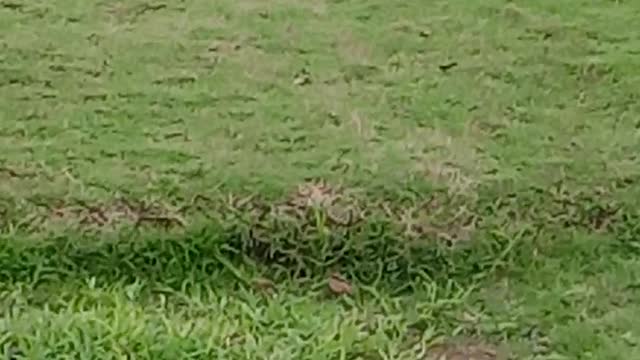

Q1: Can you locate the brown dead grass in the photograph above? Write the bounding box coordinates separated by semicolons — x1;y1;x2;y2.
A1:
278;179;478;244
390;198;478;244
0;163;73;200
277;179;363;227
335;31;376;66
3;177;479;245
425;339;505;360
403;126;491;200
22;198;186;232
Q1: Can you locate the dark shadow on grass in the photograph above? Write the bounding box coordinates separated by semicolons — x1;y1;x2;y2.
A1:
0;221;517;295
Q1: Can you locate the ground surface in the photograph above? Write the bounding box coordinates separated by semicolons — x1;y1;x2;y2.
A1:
1;0;640;359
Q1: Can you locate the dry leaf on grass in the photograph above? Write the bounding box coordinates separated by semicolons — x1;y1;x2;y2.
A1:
328;272;353;296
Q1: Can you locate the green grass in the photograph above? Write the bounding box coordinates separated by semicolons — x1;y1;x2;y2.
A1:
1;0;640;358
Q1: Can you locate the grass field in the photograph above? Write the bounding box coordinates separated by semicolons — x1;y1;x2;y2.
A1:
1;0;640;358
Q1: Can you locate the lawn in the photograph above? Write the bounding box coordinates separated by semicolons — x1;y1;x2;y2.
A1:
1;0;640;358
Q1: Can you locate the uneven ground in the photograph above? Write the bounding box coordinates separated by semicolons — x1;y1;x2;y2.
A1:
1;0;640;358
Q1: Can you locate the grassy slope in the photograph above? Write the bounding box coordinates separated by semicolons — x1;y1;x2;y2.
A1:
1;0;640;358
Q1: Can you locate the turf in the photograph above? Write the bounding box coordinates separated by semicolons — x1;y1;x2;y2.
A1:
1;0;640;358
